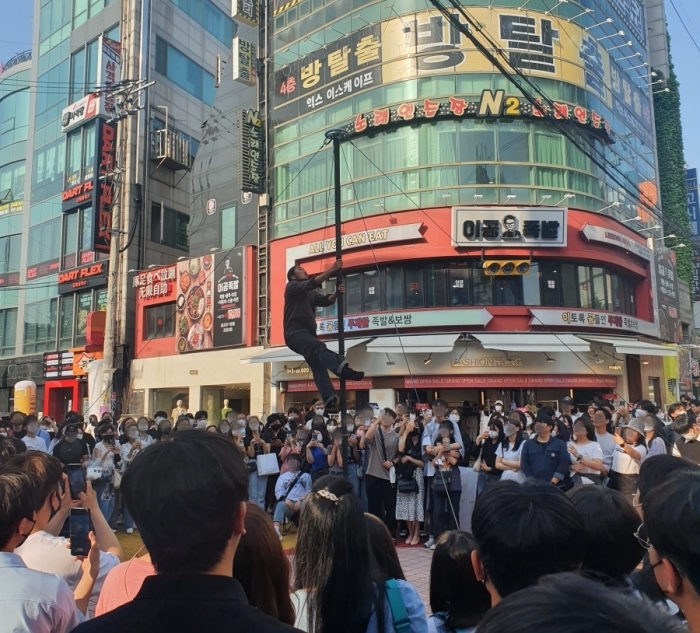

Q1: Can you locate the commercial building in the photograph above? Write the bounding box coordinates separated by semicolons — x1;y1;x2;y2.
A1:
245;0;686;412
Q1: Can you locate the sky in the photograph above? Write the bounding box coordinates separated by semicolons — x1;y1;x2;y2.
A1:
0;1;699;165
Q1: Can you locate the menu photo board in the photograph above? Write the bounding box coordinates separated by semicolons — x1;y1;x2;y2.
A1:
213;249;245;348
43;351;75;379
176;255;214;354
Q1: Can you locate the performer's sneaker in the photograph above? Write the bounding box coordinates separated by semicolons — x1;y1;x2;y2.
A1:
341;366;365;381
324;394;339;408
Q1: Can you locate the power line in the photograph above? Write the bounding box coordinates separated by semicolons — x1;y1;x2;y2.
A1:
668;0;700;55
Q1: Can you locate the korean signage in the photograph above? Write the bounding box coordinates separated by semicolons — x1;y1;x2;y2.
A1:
610;0;646;46
1;49;31;73
316;308;492;335
405;374;618;389
655;249;682;343
232;37;256;86
61;37;121;133
679;280;693;323
240;109;265;194
132;265;177;303
529;308;658;337
580;224;652;261
285;223;424;270
58;262;107;294
452;207;567;248
0;200;22;216
344;91;614;145
286;378;374;392
73;349;103;377
609;56;653;146
687;168;700;238
0;271;19;287
214;249;245;348
62;119;115;254
27;259;60;280
43;352;74;379
693;250;700;302
233;0;258;26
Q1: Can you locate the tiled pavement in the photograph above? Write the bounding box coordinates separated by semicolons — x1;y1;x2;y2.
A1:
397;545;433;613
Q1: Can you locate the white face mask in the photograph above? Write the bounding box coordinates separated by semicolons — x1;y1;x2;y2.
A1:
327;425;337;434
635;409;646;419
489;430;499;439
77;432;83;439
128;428;139;439
347;424;355;433
138;423;148;432
249;422;260;432
315;433;323;442
197;419;207;429
220;424;230;434
495;405;503;412
682;431;697;441
448;414;460;423
315;408;325;416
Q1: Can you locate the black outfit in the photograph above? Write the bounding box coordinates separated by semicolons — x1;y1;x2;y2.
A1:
52;438;90;465
432;437;462;539
12;428;26;439
81;432;96;453
675;434;700;463
72;573;300;633
284;278;344;403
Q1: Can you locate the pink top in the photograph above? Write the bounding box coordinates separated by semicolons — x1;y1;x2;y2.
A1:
94;557;156;616
279;444;302;474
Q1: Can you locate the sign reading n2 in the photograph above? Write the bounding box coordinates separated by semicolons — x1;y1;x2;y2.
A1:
240;109;265;194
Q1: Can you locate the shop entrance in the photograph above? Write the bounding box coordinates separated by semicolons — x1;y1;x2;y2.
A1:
202;385;251;421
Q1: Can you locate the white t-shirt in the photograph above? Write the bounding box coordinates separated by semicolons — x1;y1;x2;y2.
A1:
22;435;48;452
612;443;647;475
15;530;120;615
595;432;617;470
496;441;526;483
568;440;604;483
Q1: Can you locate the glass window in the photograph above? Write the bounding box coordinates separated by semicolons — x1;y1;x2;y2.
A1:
578;266;592;308
169;0;234;44
534;131;563;165
497;122;530;162
155;37;216;106
363;270;381;312
221;205;236;250
448;265;470;306
540;262;561;306
345;273;362;314
561;264;578;308
0;308;17;356
522;263;541;306
95;288;107;311
385;267;403;309
66;130;82;188
472;265;492;305
145;303;176;339
82;123;96;182
69;47;85;103
28;218;61;266
80;206;93;254
460;121;495;162
150;202;189;251
23;298;58;354
59;294;74;349
75;291;92;346
405;268;424;308
86;39;99;91
591;267;606;309
494;277;523;306
425;265;447;307
62;212;78;269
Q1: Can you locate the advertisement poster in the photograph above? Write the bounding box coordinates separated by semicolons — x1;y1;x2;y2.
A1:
176;255;214;353
655;249;682;343
213;249;245;348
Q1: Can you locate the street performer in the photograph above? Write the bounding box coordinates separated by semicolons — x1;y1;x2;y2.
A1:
284;258;364;408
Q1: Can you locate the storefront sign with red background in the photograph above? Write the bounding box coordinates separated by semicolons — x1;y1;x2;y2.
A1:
132;265;177;302
286;378;374;392
405;375;618;389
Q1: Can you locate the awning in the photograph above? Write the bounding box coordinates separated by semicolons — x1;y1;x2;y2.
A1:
471;333;591;353
241;338;371;364
581;336;677;357
366;334;460;355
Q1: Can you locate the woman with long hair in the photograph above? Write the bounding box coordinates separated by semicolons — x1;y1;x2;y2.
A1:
365;513;405;582
642;415;667;458
609;420;648;505
292;476;427;633
233;503;295;625
429;531;491;633
395;418;425;546
472;419;504;495
92;423;121;521
567;417;605;486
495;418;526;483
246;415;271;510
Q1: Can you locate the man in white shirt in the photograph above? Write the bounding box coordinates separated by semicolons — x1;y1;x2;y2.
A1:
0;468;99;632
22;416;48;453
272;454;311;539
8;452;122;614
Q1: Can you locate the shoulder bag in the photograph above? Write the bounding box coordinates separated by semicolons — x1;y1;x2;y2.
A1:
385;579;411;633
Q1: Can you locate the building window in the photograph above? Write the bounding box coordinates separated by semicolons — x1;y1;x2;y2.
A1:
150;203;189;251
27;217;61;266
58;294;74;350
62;207;94;270
0;308;17;357
75;291;92;347
0;161;26;201
154;37;216;106
448;265;470;306
169;0;235;45
0;235;21;274
221;205;236;250
65;122;96;189
145;303;175;339
68;37;99;98
23;298;58;354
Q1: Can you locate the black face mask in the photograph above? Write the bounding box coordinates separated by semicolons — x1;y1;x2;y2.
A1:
103;435;115;444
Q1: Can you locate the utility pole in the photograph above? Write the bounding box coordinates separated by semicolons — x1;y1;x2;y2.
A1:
99;79;154;413
325;128;349;477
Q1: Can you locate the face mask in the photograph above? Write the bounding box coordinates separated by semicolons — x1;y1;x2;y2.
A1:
347;424;355;433
77;432;83;439
327;425;337;434
503;424;517;436
249;422;260;432
138;423;148;432
635;409;646;419
315;409;324;416
65;436;77;443
271;424;281;432
489;430;499;439
128;429;139;439
551;428;558;437
197;420;207;429
221;424;230;434
495;405;503;412
448;414;460;423
0;431;6;437
682;431;697;441
155;416;165;423
103;435;115;444
27;423;38;434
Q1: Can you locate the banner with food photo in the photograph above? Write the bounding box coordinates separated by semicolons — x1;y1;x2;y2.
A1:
176;255;215;353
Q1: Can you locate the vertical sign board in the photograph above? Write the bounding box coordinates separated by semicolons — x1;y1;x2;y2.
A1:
232;37;256;86
655;249;682;343
232;0;258;26
240;109;265;194
213;249;245;347
94;119;116;253
687;168;700;300
98;37;122;117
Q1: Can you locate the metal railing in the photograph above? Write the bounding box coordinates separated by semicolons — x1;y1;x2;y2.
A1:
151;129;192;171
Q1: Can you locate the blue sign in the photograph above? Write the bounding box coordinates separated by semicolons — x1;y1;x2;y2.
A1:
687;168;699;237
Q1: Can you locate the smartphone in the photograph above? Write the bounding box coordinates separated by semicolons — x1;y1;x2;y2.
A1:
410;414;416;421
69;508;91;557
619;399;627;408
65;464;86;500
379;408;386;416
364;418;371;426
425;409;433;418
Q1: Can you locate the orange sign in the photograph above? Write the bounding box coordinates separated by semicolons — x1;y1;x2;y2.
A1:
72;349;104;376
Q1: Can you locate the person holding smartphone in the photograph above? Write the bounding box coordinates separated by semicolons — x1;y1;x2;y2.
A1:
119;420;144;534
92;424;121;522
305;419;330;483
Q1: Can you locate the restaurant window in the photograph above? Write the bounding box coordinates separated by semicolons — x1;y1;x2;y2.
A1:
385;267;403;309
345;273;362;314
62;207;94;270
425;265;448;307
404;268;424;308
448;265;470;306
561;264;579;308
591;267;606;309
23;298;58;354
65;121;95;189
540;262;561;306
494;276;522;306
472;265;492;305
74;291;92;347
522;263;541;306
0;308;17;357
58;294;74;350
363;270;381;312
145;303;175;339
578;266;592;308
0;235;21;274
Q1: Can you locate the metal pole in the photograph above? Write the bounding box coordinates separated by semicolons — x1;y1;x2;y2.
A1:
325;128;349;478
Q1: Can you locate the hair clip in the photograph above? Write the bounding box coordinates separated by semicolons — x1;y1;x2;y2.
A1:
316;489;339;503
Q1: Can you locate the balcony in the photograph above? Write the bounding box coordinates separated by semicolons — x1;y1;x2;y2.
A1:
151;129;192;171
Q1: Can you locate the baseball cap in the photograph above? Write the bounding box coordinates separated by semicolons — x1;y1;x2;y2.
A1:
495;400;504;406
432;398;449;408
64;423;79;434
619;419;645;436
561;397;574;405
